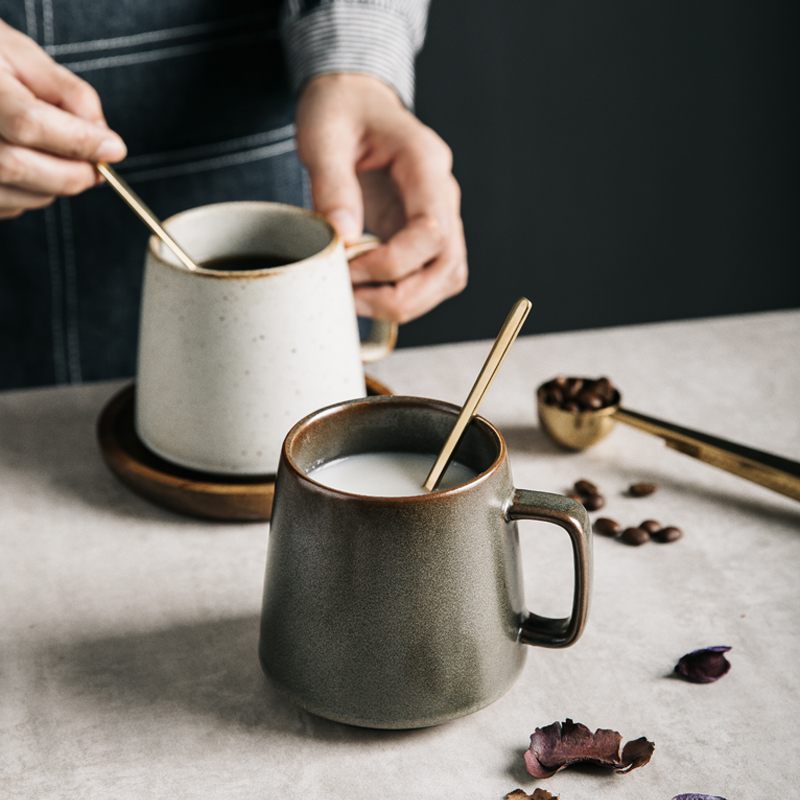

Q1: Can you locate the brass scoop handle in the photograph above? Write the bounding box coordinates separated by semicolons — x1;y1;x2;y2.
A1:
616;407;800;502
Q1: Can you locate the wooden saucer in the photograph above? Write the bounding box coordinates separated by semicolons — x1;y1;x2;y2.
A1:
97;377;392;522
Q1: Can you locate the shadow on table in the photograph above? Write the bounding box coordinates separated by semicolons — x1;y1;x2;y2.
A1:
0;382;250;526
43;614;437;745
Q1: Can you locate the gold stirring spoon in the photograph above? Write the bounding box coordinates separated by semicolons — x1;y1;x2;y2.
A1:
96;161;199;271
423;296;532;491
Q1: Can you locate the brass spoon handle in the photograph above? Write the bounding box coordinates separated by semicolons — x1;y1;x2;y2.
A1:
615;407;800;502
423;297;532;491
96;161;199;271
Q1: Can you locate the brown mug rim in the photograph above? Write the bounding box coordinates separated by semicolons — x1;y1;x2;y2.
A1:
280;395;508;503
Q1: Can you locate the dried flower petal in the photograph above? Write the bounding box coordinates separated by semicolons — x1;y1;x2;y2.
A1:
672;795;727;800
524;719;654;778
674;647;732;683
506;790;560;800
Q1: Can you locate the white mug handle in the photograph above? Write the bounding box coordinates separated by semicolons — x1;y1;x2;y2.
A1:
344;234;399;364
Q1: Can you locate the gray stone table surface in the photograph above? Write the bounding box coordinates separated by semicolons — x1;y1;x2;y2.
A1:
1;310;799;799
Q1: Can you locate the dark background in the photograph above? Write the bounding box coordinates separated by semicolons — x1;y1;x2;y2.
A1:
399;0;800;347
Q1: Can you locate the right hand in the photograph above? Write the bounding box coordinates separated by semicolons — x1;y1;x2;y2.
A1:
0;19;126;219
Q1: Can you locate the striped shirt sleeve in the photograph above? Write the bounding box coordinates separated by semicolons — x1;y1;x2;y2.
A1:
280;0;431;108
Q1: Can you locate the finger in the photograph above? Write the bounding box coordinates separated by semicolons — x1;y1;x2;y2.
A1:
0;74;126;162
0;139;99;195
348;214;443;283
0;183;55;216
297;124;364;242
389;127;457;233
2;21;106;123
353;232;468;324
349;170;460;284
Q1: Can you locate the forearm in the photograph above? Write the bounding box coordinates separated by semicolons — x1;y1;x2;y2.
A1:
280;0;431;108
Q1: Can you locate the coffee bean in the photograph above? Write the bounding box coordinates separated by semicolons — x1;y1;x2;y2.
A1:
574;479;599;496
594;376;614;401
653;525;683;543
564;378;584;399
629;482;658;497
621;526;651;546
544;387;563;407
566;492;583;503
538;376;619;412
639;519;662;534
582;492;606;511
593;517;622;537
577;390;604;410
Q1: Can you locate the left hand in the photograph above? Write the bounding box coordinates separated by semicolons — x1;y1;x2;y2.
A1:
295;73;467;324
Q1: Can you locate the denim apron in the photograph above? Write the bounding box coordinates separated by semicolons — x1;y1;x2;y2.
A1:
0;0;308;390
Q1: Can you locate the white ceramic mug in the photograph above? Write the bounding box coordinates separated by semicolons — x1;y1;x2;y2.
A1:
135;201;397;476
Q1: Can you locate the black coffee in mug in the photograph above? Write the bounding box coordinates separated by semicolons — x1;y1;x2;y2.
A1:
201;254;290;271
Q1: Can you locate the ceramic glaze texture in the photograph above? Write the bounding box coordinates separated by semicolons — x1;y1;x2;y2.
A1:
258;396;592;729
135;202;366;475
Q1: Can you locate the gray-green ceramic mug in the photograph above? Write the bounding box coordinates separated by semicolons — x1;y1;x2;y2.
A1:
258;396;592;729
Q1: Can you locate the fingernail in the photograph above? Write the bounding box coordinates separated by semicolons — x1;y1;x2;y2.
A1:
94;136;127;162
326;208;359;240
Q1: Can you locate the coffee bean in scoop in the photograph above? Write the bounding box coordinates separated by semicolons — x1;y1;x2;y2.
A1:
538;376;618;412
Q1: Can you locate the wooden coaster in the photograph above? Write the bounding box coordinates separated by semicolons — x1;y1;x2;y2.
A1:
97;377;392;522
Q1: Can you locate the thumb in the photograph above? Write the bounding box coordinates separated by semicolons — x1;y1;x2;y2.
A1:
299;131;364;243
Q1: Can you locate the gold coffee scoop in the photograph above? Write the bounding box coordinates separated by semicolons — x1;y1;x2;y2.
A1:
96;161;199;271
424;297;532;491
537;378;800;502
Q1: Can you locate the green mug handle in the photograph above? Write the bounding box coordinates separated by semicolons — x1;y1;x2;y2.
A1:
344;235;399;364
507;490;593;648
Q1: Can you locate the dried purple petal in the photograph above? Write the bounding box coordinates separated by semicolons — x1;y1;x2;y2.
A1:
674;647;732;683
523;719;654;778
672;795;727;800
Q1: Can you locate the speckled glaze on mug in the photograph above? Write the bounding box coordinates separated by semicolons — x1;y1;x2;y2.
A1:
135;202;395;476
258;396;592;729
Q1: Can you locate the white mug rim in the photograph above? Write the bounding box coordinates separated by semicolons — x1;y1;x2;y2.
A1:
146;200;341;278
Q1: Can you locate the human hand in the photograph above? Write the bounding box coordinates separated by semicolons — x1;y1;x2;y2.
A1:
295;73;467;324
0;19;126;219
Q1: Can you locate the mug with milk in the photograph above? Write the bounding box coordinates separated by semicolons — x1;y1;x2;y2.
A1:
259;395;593;729
134;201;396;476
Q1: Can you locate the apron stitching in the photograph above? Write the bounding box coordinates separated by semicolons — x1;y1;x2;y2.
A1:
24;0;38;44
123;138;297;184
60;30;277;74
59;198;82;384
300;163;312;209
45;13;275;56
120;125;296;170
41;0;54;48
44;205;68;385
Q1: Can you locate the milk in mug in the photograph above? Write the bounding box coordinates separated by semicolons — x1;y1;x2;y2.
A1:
307;451;477;496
